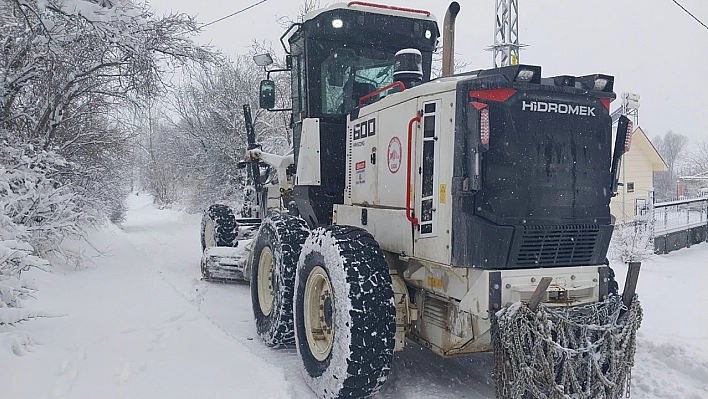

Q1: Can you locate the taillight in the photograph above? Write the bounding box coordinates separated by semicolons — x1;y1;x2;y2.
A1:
600;98;612;111
469;89;517;103
480;108;490;146
624;120;633;152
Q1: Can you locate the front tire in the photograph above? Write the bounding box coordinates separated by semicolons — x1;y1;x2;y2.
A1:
201;204;238;250
250;212;309;347
295;226;395;399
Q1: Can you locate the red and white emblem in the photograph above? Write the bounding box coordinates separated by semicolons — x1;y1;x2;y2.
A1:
387;137;402;174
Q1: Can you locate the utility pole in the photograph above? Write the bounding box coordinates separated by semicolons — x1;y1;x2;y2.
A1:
489;0;525;67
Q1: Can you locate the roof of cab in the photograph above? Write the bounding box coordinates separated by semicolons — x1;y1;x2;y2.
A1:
302;2;438;24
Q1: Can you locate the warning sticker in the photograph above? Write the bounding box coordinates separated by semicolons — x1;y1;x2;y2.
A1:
427;276;443;290
387;137;402;174
355;161;366;185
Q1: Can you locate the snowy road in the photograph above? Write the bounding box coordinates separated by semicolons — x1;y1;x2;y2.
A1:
2;194;707;399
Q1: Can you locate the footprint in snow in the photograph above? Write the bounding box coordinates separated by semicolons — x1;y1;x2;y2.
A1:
117;361;146;384
52;346;85;397
166;311;186;323
76;346;87;361
148;321;184;352
4;331;36;356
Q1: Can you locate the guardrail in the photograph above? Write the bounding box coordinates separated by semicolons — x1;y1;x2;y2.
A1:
652;196;708;254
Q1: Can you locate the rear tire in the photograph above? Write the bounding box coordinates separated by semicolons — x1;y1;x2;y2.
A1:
294;226;395;399
251;212;310;347
201;204;238;250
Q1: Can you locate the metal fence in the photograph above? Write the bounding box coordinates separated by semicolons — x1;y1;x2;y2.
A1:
651;196;708;253
653;197;708;235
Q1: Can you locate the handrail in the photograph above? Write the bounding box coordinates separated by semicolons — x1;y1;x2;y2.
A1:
406;111;421;226
358;81;405;107
347;2;431;17
279;23;301;54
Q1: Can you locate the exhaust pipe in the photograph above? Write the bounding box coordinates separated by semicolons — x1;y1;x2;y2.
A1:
442;2;460;77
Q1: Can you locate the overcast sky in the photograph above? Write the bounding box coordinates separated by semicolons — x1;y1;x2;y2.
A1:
146;0;708;143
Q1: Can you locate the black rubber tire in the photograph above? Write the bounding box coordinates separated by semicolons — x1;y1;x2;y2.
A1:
251;211;310;347
294;225;396;399
201;204;238;250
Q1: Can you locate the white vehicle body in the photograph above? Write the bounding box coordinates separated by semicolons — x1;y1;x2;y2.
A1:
287;79;607;355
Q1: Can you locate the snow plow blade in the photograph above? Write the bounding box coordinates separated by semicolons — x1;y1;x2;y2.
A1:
201;246;251;282
201;218;260;282
491;294;643;399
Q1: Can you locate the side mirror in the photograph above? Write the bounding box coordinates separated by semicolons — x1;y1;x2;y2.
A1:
259;80;276;110
253;53;273;67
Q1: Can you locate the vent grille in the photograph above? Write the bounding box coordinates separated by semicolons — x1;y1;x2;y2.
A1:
513;225;599;267
422;295;448;329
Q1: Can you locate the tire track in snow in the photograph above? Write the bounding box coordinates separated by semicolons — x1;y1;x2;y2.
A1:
117;206;306;398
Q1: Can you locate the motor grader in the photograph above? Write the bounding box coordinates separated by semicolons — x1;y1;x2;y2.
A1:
200;2;642;398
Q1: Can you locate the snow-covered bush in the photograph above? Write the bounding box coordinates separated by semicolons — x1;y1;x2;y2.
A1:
0;243;46;328
0;142;59;326
609;220;655;263
0;143;86;256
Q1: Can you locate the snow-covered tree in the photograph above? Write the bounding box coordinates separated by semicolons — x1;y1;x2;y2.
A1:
2;0;214;213
137;50;292;211
653;131;689;200
687;141;708;176
1;0;214;326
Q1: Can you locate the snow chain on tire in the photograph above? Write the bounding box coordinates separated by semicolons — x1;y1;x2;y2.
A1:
491;295;643;399
295;225;396;399
251;211;310;347
201;204;239;250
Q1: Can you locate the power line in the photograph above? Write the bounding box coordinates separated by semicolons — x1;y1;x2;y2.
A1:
201;0;269;29
670;0;708;30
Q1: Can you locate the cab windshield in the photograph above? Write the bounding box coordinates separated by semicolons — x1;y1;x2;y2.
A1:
320;47;394;116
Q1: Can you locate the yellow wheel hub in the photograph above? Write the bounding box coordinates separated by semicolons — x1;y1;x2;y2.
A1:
257;247;275;315
304;266;335;361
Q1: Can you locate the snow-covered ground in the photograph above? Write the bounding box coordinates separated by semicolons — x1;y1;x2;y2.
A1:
1;193;707;399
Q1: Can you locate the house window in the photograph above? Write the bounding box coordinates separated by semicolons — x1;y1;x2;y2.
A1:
626;182;635;193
